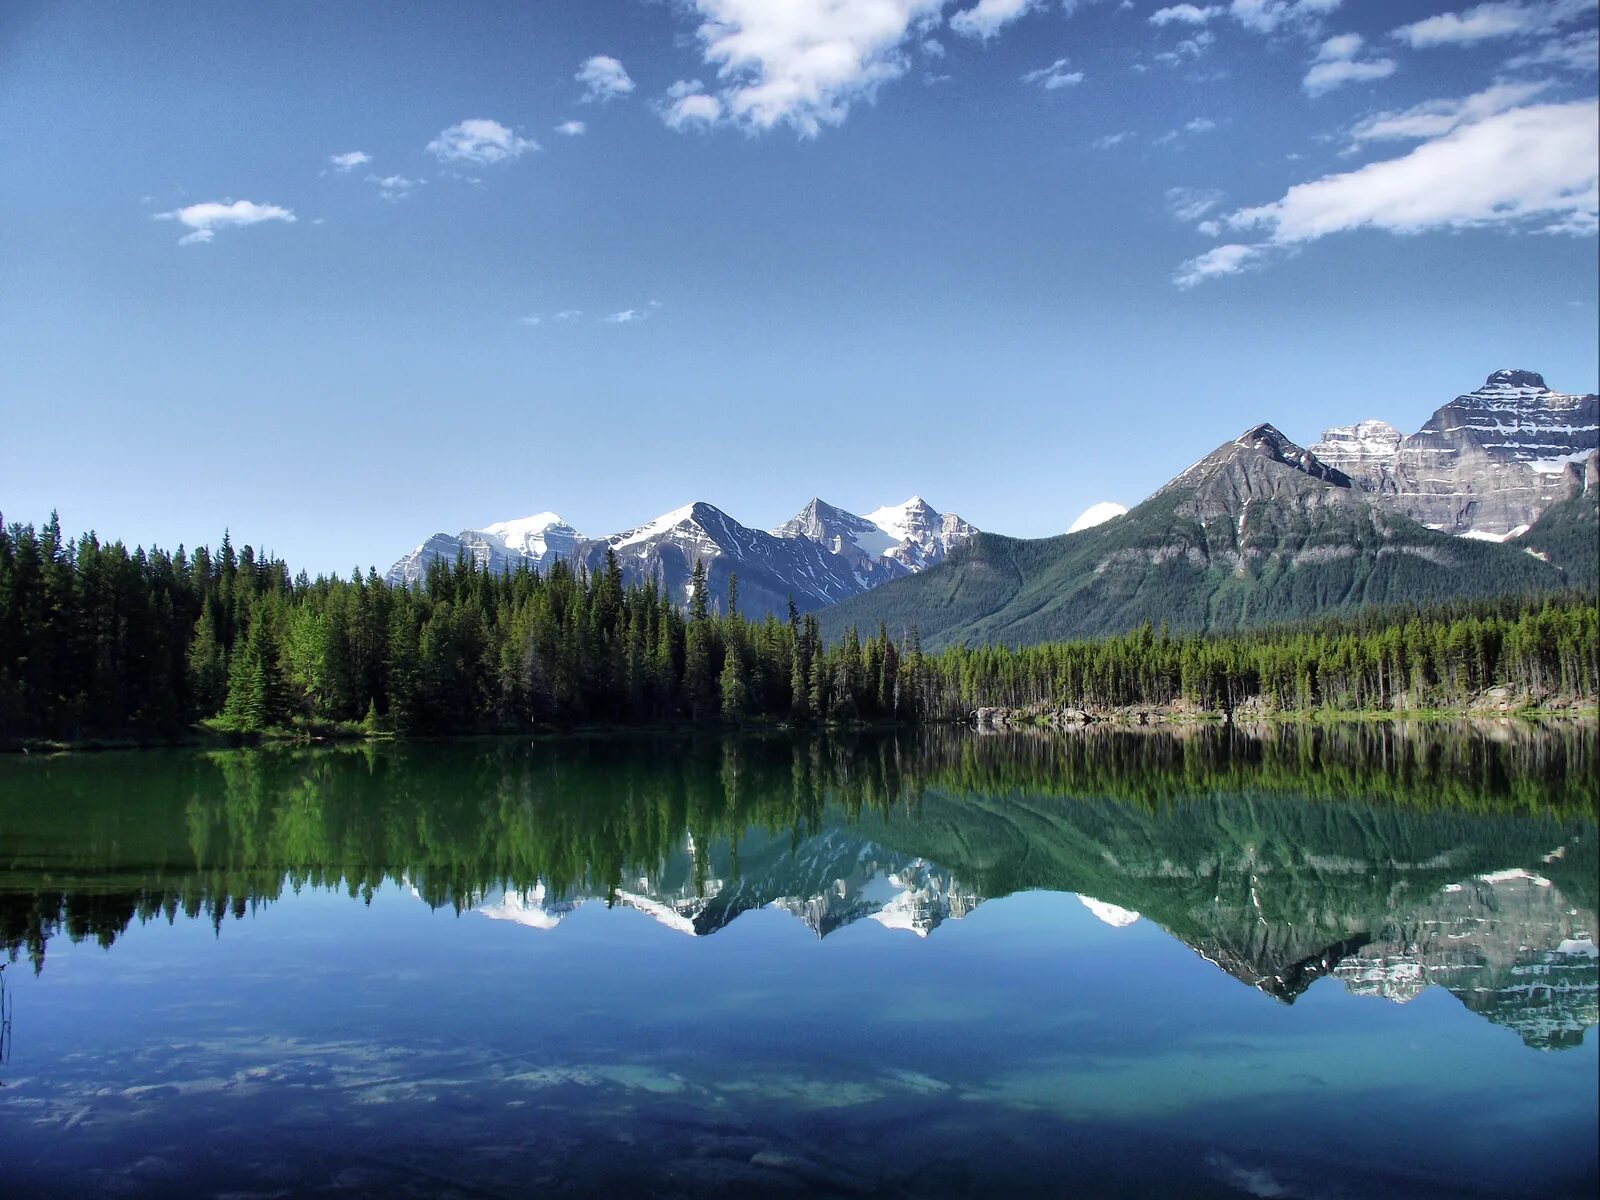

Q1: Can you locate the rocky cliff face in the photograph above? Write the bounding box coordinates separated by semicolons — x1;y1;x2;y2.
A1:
1312;370;1599;538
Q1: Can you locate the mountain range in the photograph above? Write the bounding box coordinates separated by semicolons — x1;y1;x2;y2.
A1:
387;495;977;616
821;371;1598;647
387;369;1596;638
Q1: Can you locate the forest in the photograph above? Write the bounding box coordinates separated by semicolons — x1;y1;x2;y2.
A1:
0;512;1595;742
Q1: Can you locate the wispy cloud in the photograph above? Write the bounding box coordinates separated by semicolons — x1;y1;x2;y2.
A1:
1174;242;1269;287
426;119;537;165
1150;5;1223;26
1091;131;1134;149
328;151;371;172
554;120;587;136
951;0;1044;40
368;174;422;202
1183;97;1598;284
1393;0;1592;48
1346;80;1550;145
1021;57;1085;89
1154;29;1216;64
577;55;635;102
1166;186;1226;222
660;80;724;130
1303;31;1396;95
1227;0;1344;36
155;199;295;246
605;309;645;323
1506;28;1600;72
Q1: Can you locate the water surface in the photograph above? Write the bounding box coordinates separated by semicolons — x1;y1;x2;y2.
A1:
2;724;1596;1198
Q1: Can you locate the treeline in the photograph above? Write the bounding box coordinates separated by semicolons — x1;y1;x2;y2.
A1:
1;514;1595;741
0;513;926;739
921;593;1599;718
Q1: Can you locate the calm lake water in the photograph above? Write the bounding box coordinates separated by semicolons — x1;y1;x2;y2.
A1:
1;724;1596;1199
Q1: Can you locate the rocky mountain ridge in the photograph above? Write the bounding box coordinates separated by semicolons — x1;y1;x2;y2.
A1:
1312;369;1598;538
386;495;977;617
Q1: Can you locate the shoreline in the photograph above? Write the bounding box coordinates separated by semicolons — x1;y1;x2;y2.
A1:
4;704;1597;755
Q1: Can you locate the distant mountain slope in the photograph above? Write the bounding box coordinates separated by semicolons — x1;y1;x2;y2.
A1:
1517;451;1599;593
819;423;1568;648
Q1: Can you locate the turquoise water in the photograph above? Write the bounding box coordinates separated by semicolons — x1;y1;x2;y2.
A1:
1;727;1596;1198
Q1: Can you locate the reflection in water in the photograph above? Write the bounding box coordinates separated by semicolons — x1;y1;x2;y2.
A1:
3;722;1594;1050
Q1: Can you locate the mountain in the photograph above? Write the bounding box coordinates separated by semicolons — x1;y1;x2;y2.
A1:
387;497;976;616
385;512;583;585
1311;369;1599;538
818;422;1568;648
579;501;867;615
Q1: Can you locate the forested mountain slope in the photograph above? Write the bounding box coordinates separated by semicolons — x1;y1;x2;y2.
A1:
819;424;1572;648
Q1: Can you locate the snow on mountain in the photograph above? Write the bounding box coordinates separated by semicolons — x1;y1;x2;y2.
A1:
1078;895;1140;927
385;513;581;586
1067;502;1128;534
860;496;978;571
591;500;867;615
390;494;977;616
480;512;584;558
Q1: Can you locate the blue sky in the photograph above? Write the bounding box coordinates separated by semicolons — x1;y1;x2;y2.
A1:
3;0;1596;574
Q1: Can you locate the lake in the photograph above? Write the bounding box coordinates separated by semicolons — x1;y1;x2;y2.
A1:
1;723;1596;1199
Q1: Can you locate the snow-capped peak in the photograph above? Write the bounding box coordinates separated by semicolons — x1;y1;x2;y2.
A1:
1067;501;1127;534
609;503;700;550
863;496;935;539
480;512;581;555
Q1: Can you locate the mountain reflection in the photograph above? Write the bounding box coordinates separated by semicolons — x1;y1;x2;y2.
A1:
2;722;1595;1049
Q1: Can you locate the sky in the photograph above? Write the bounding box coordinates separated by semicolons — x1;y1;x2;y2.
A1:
2;0;1596;575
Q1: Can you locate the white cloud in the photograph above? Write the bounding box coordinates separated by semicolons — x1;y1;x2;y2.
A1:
1150;5;1223;25
1507;28;1600;71
426;119;537;165
1315;31;1362;58
1303;34;1396;95
680;0;945;136
1186;116;1218;132
605;308;646;323
1022;57;1085;88
554;120;587;136
1166;186;1226;221
922;37;946;57
368;174;422;202
1394;0;1593;48
328;151;371;172
577;55;636;102
1232;100;1598;243
1155;29;1216;63
1092;130;1133;148
1228;0;1343;34
951;0;1044;39
155;199;295;246
553;309;583;321
662;86;724;129
1304;57;1397;93
1174;242;1269;287
520;315;543;326
1347;80;1551;144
